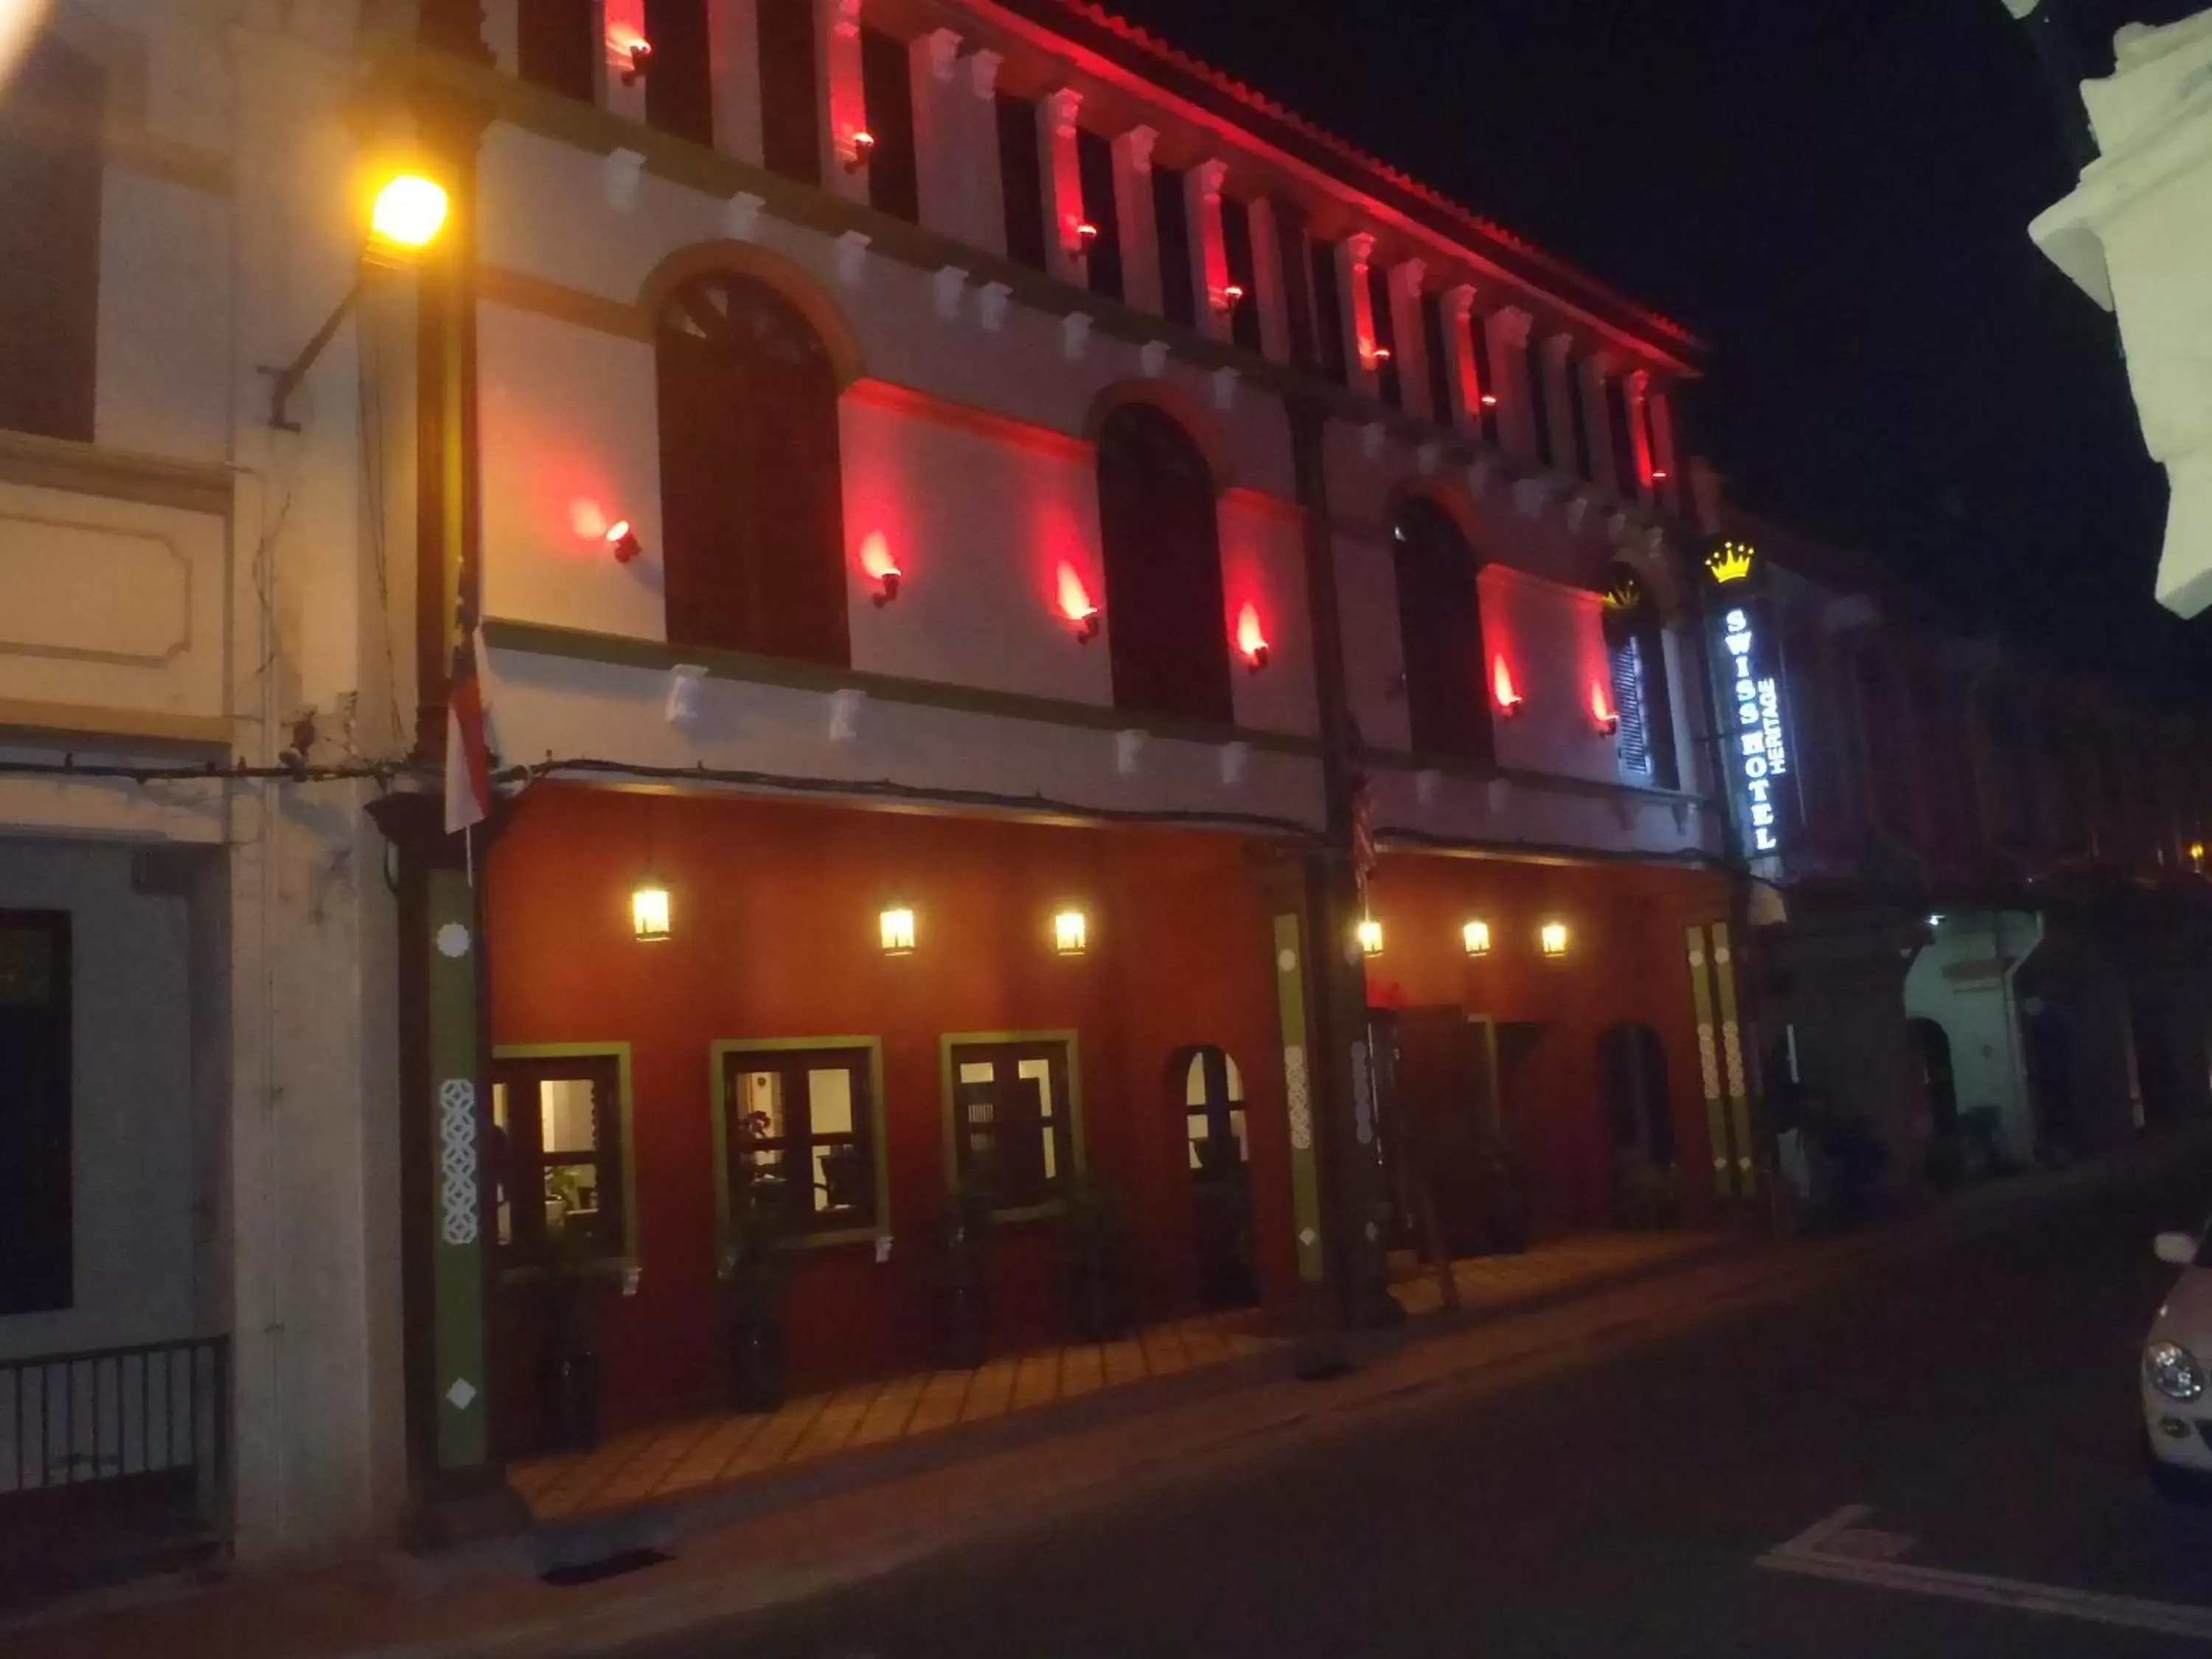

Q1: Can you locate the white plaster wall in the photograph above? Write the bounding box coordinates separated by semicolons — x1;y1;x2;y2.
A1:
0;838;195;1363
1905;911;2038;1158
1479;563;1622;786
94;168;232;465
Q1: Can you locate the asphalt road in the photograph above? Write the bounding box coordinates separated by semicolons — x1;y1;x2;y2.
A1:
624;1164;2212;1658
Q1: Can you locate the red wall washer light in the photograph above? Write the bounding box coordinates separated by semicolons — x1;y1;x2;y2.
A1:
1492;655;1523;717
605;520;643;564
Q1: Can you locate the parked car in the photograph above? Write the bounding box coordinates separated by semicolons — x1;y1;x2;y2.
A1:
2143;1222;2212;1495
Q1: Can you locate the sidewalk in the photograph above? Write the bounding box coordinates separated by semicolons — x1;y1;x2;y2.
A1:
6;1138;2201;1659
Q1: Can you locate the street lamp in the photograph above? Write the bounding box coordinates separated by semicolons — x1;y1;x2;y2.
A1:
267;170;451;431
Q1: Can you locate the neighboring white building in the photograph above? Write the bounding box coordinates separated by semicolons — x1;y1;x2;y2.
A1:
2031;7;2212;616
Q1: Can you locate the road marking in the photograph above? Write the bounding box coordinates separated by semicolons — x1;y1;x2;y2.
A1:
1759;1505;2212;1642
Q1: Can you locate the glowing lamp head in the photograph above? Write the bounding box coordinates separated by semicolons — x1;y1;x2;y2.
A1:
1367;344;1394;366
1074;220;1099;250
1651;468;1671;482
860;532;902;605
1480;392;1500;409
1589;681;1619;736
1058;565;1101;643
846;129;876;172
1540;921;1571;960
1053;909;1088;956
1237;603;1270;673
1357;918;1384;959
2192;841;2206;868
1214;283;1246;313
1492;656;1523;716
369;173;449;254
631;882;672;943
619;38;653;85
879;906;916;956
605;520;643;564
1462;919;1492;958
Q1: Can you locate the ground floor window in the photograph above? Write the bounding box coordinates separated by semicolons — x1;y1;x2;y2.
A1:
490;1046;636;1267
1184;1047;1248;1175
0;911;71;1315
944;1034;1082;1215
714;1040;886;1247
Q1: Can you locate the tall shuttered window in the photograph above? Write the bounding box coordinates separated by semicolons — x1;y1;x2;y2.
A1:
0;913;71;1315
758;0;823;186
644;0;714;145
1076;129;1123;302
1603;577;1676;788
1310;238;1348;386
1152;165;1196;329
1392;498;1492;765
1421;291;1453;426
518;0;597;102
859;27;919;223
655;274;849;665
1276;213;1317;371
0;36;103;443
1097;404;1232;726
996;94;1047;272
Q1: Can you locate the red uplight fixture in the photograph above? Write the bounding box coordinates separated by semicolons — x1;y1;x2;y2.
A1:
1492;655;1523;717
1074;220;1099;251
1588;680;1619;736
605;520;643;564
1368;344;1394;365
1480;392;1500;408
619;38;653;85
1213;283;1246;314
1236;602;1270;673
845;130;876;173
1058;564;1101;644
1651;467;1670;482
860;532;902;607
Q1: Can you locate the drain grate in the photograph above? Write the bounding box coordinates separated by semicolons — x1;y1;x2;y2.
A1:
541;1548;672;1587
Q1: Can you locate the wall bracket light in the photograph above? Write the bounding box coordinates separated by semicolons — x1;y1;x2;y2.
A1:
606;520;644;564
844;130;877;173
620;40;653;85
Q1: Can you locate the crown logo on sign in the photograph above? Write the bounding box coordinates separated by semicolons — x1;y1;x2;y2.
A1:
1705;540;1756;585
1602;575;1644;614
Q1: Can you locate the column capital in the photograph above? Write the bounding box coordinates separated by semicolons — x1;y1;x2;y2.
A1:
1542;330;1575;364
922;27;962;83
1388;257;1426;299
968;48;1002;99
1489;305;1532;347
1443;282;1476;320
1579;347;1619;378
1192;156;1228;201
1116;123;1158;171
1042;84;1082;133
1626;366;1652;397
831;0;860;37
1343;231;1376;270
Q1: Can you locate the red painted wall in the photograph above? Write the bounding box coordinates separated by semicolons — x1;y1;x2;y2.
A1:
1360;853;1733;1237
486;785;1295;1441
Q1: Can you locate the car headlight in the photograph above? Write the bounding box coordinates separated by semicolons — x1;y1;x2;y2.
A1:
2148;1341;2207;1402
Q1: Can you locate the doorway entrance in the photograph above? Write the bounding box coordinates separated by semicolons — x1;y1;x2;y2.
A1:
1177;1047;1256;1310
1598;1021;1677;1228
1907;1017;1960;1137
1374;1007;1506;1258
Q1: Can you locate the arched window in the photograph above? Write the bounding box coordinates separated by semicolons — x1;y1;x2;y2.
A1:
1184;1048;1248;1175
1096;403;1232;726
1391;497;1491;764
655;272;849;666
0;32;104;442
1601;568;1677;788
1180;1046;1256;1309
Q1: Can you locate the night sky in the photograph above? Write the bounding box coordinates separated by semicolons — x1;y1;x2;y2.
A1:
1097;0;2209;698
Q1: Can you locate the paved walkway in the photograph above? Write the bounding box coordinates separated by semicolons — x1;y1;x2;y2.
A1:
513;1310;1281;1523
5;1144;2197;1659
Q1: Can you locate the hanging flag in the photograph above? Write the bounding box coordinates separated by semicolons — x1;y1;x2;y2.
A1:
1349;771;1377;884
444;624;492;835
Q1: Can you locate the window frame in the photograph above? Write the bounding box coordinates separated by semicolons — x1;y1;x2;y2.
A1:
490;1042;640;1280
939;1030;1087;1222
710;1036;890;1257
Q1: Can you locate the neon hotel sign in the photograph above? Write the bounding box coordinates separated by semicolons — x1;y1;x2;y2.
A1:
1720;605;1789;853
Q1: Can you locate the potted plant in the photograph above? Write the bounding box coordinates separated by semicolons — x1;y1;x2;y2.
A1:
538;1194;602;1453
1061;1170;1128;1343
723;1156;796;1414
940;1165;997;1370
1470;1129;1529;1254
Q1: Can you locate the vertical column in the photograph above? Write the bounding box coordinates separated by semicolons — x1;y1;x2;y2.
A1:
1484;306;1536;460
1624;369;1657;507
1189;158;1231;340
1038;86;1085;285
1441;284;1481;434
602;0;647;125
1386;260;1430;422
482;0;519;71
1649;387;1683;515
1286;392;1401;1335
1541;333;1579;476
1579;351;1619;497
1248;196;1290;362
1338;232;1379;399
1111;125;1161;313
908;29;962;235
966;49;1006;259
820;0;867;201
708;0;765;167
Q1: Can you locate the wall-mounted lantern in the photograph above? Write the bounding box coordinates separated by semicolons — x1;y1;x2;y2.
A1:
1463;919;1492;959
1054;909;1088;956
1539;921;1571;960
632;882;672;943
880;905;917;956
1357;918;1384;959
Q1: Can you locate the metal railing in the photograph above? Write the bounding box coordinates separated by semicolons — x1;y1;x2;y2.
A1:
0;1335;230;1543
